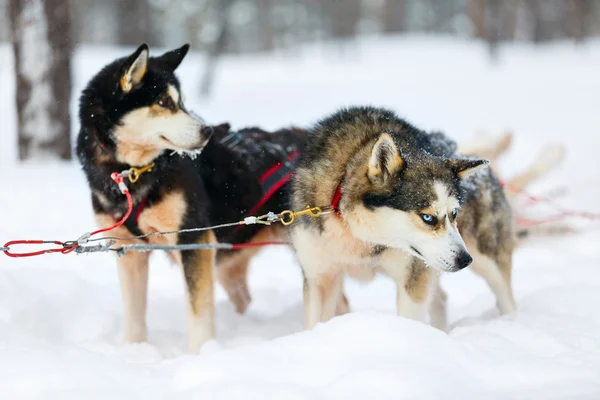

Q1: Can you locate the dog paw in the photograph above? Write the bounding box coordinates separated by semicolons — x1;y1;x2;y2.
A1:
335;294;350;316
124;325;147;343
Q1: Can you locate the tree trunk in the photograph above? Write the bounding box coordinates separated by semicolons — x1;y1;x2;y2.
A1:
117;0;151;46
564;0;591;42
200;0;234;96
527;0;544;43
469;0;487;39
256;0;274;52
9;0;72;161
486;0;502;60
323;0;361;40
504;0;519;41
382;0;405;34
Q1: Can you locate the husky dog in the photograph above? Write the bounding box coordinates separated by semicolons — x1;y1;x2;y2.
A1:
459;132;569;241
289;107;516;330
76;44;305;352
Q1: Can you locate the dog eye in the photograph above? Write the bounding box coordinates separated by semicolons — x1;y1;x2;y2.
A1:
451;209;458;219
157;96;174;109
421;214;438;226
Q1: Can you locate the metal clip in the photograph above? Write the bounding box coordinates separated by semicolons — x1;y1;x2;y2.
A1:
251;212;281;225
127;162;155;183
279;206;324;226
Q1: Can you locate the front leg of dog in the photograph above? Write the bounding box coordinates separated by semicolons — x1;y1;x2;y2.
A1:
396;283;428;323
335;290;350;316
117;251;150;342
382;253;431;324
97;213;150;343
320;272;345;322
303;277;323;330
428;284;448;331
182;233;216;353
469;251;516;315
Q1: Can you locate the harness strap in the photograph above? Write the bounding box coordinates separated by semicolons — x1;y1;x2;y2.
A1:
120;194;149;242
245;151;300;217
135;195;148;225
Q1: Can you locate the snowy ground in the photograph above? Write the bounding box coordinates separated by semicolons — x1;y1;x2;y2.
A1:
1;36;600;398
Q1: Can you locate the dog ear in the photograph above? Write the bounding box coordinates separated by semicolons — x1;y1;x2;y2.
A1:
368;132;404;184
155;44;190;71
121;44;149;93
448;158;489;178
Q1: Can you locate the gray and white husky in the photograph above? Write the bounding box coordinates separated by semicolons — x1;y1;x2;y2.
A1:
289;106;516;330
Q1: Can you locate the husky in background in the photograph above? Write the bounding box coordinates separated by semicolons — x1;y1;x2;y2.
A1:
459;132;569;241
289;106;516;330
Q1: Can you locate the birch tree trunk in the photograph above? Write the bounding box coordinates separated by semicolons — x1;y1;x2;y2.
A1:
200;0;234;96
9;0;72;161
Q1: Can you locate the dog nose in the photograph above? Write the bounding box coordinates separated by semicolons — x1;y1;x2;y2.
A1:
455;251;473;270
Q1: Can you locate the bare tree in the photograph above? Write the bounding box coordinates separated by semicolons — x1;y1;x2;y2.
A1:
200;0;234;96
382;0;405;34
322;0;361;40
526;0;545;43
256;0;275;51
564;0;591;42
469;0;487;39
9;0;72;161
117;0;153;46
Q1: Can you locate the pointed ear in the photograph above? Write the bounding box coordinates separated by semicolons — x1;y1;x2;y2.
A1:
120;44;149;93
448;158;489;178
155;44;190;71
368;132;404;184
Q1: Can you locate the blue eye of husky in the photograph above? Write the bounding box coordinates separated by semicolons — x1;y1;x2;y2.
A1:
420;214;438;226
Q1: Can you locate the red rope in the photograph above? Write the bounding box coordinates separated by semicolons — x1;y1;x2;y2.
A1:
2;171;291;258
503;181;600;229
231;241;289;250
89;184;133;236
3;172;133;258
3;240;78;258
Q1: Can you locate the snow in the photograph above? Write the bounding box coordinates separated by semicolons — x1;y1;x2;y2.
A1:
1;36;600;398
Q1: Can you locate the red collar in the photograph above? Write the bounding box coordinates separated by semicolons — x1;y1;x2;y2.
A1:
331;181;342;217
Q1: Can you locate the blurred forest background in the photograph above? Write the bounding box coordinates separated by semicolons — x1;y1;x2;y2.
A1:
1;0;599;160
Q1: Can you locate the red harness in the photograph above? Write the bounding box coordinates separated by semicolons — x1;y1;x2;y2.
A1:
245;151;300;217
132;151;301;230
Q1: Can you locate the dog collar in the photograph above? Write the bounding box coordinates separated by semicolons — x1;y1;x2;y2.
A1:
120;162;156;183
330;181;343;217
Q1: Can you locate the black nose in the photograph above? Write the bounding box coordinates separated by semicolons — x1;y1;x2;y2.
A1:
456;251;473;270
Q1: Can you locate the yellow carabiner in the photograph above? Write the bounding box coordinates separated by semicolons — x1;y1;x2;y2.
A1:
279;206;323;226
127;162;155;183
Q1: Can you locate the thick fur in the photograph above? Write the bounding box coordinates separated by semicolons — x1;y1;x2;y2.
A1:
76;44;306;352
289;107;516;330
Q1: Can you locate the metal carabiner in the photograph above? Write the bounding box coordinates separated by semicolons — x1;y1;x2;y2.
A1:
279;206;324;226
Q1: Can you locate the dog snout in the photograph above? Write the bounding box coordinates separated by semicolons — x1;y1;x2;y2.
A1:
455;251;473;271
